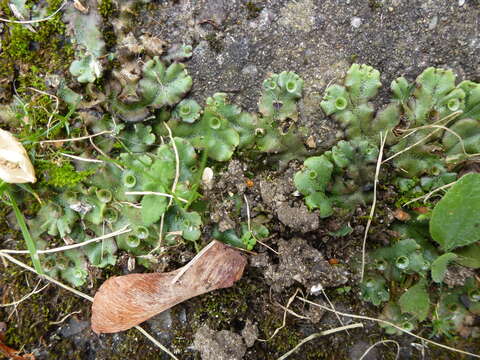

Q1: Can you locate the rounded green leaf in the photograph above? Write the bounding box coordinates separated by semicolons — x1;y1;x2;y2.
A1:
430;173;480;251
431;252;457;283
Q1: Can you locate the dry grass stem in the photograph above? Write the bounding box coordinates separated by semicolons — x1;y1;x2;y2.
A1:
60;153;104;163
27;87;59;133
1;281;48;307
359;339;400;360
0;226;131;255
383;111;462;164
243;194;279;255
0;1;67;24
403;180;457;206
163;123;180;201
320;285;347;331
170;240;217;284
259;289;301;342
0;252;178;359
39;131;113;145
125;191;188;203
49;310;82;325
299;296;480;359
274;302;310;320
360;131;387;282
276;323;363;360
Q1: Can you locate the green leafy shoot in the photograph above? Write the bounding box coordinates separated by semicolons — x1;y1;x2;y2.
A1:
6;188;44;274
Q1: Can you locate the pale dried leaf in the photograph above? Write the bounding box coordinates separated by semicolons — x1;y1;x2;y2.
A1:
91;240;246;333
0;129;36;183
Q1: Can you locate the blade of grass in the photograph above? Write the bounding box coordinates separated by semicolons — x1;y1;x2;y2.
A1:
6;188;44;274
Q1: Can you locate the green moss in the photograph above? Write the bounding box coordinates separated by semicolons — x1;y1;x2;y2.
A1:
205;32;223;53
0;0;73;95
98;0;116;18
192;279;255;329
368;0;383;10
258;316;301;354
36;160;95;188
245;1;263;19
0;267;85;352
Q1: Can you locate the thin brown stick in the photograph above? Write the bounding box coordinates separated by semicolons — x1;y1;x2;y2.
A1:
49;310;82;325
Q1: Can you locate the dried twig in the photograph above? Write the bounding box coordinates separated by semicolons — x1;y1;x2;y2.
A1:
276;323;364;360
60;153;104;163
39;131;113;145
243;194;279;255
360;131;387;282
49;310;82;325
1;281;48;307
359;339;400;360
0;226;131;255
0;1;67;24
0;252;178;360
298;297;480;359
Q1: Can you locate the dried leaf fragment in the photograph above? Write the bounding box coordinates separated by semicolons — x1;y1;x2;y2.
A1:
393;208;411;221
0;129;36;183
0;322;35;360
91;240;246;333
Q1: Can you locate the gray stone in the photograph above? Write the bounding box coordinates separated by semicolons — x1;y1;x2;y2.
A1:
193;325;246;360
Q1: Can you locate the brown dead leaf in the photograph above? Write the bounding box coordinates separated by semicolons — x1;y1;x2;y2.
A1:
413;206;429;214
0;322;35;360
91;240;246;333
393;208;411;221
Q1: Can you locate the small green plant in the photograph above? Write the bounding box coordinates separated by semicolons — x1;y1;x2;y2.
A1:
294;138;378;217
320;64;399;140
213;223;269;251
259;71;304;121
110;57;193;122
360;274;389;306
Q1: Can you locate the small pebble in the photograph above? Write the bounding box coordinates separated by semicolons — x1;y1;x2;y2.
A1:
351;17;362;28
428;15;438;30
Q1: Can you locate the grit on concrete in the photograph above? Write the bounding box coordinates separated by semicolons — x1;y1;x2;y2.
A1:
142;0;479;117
